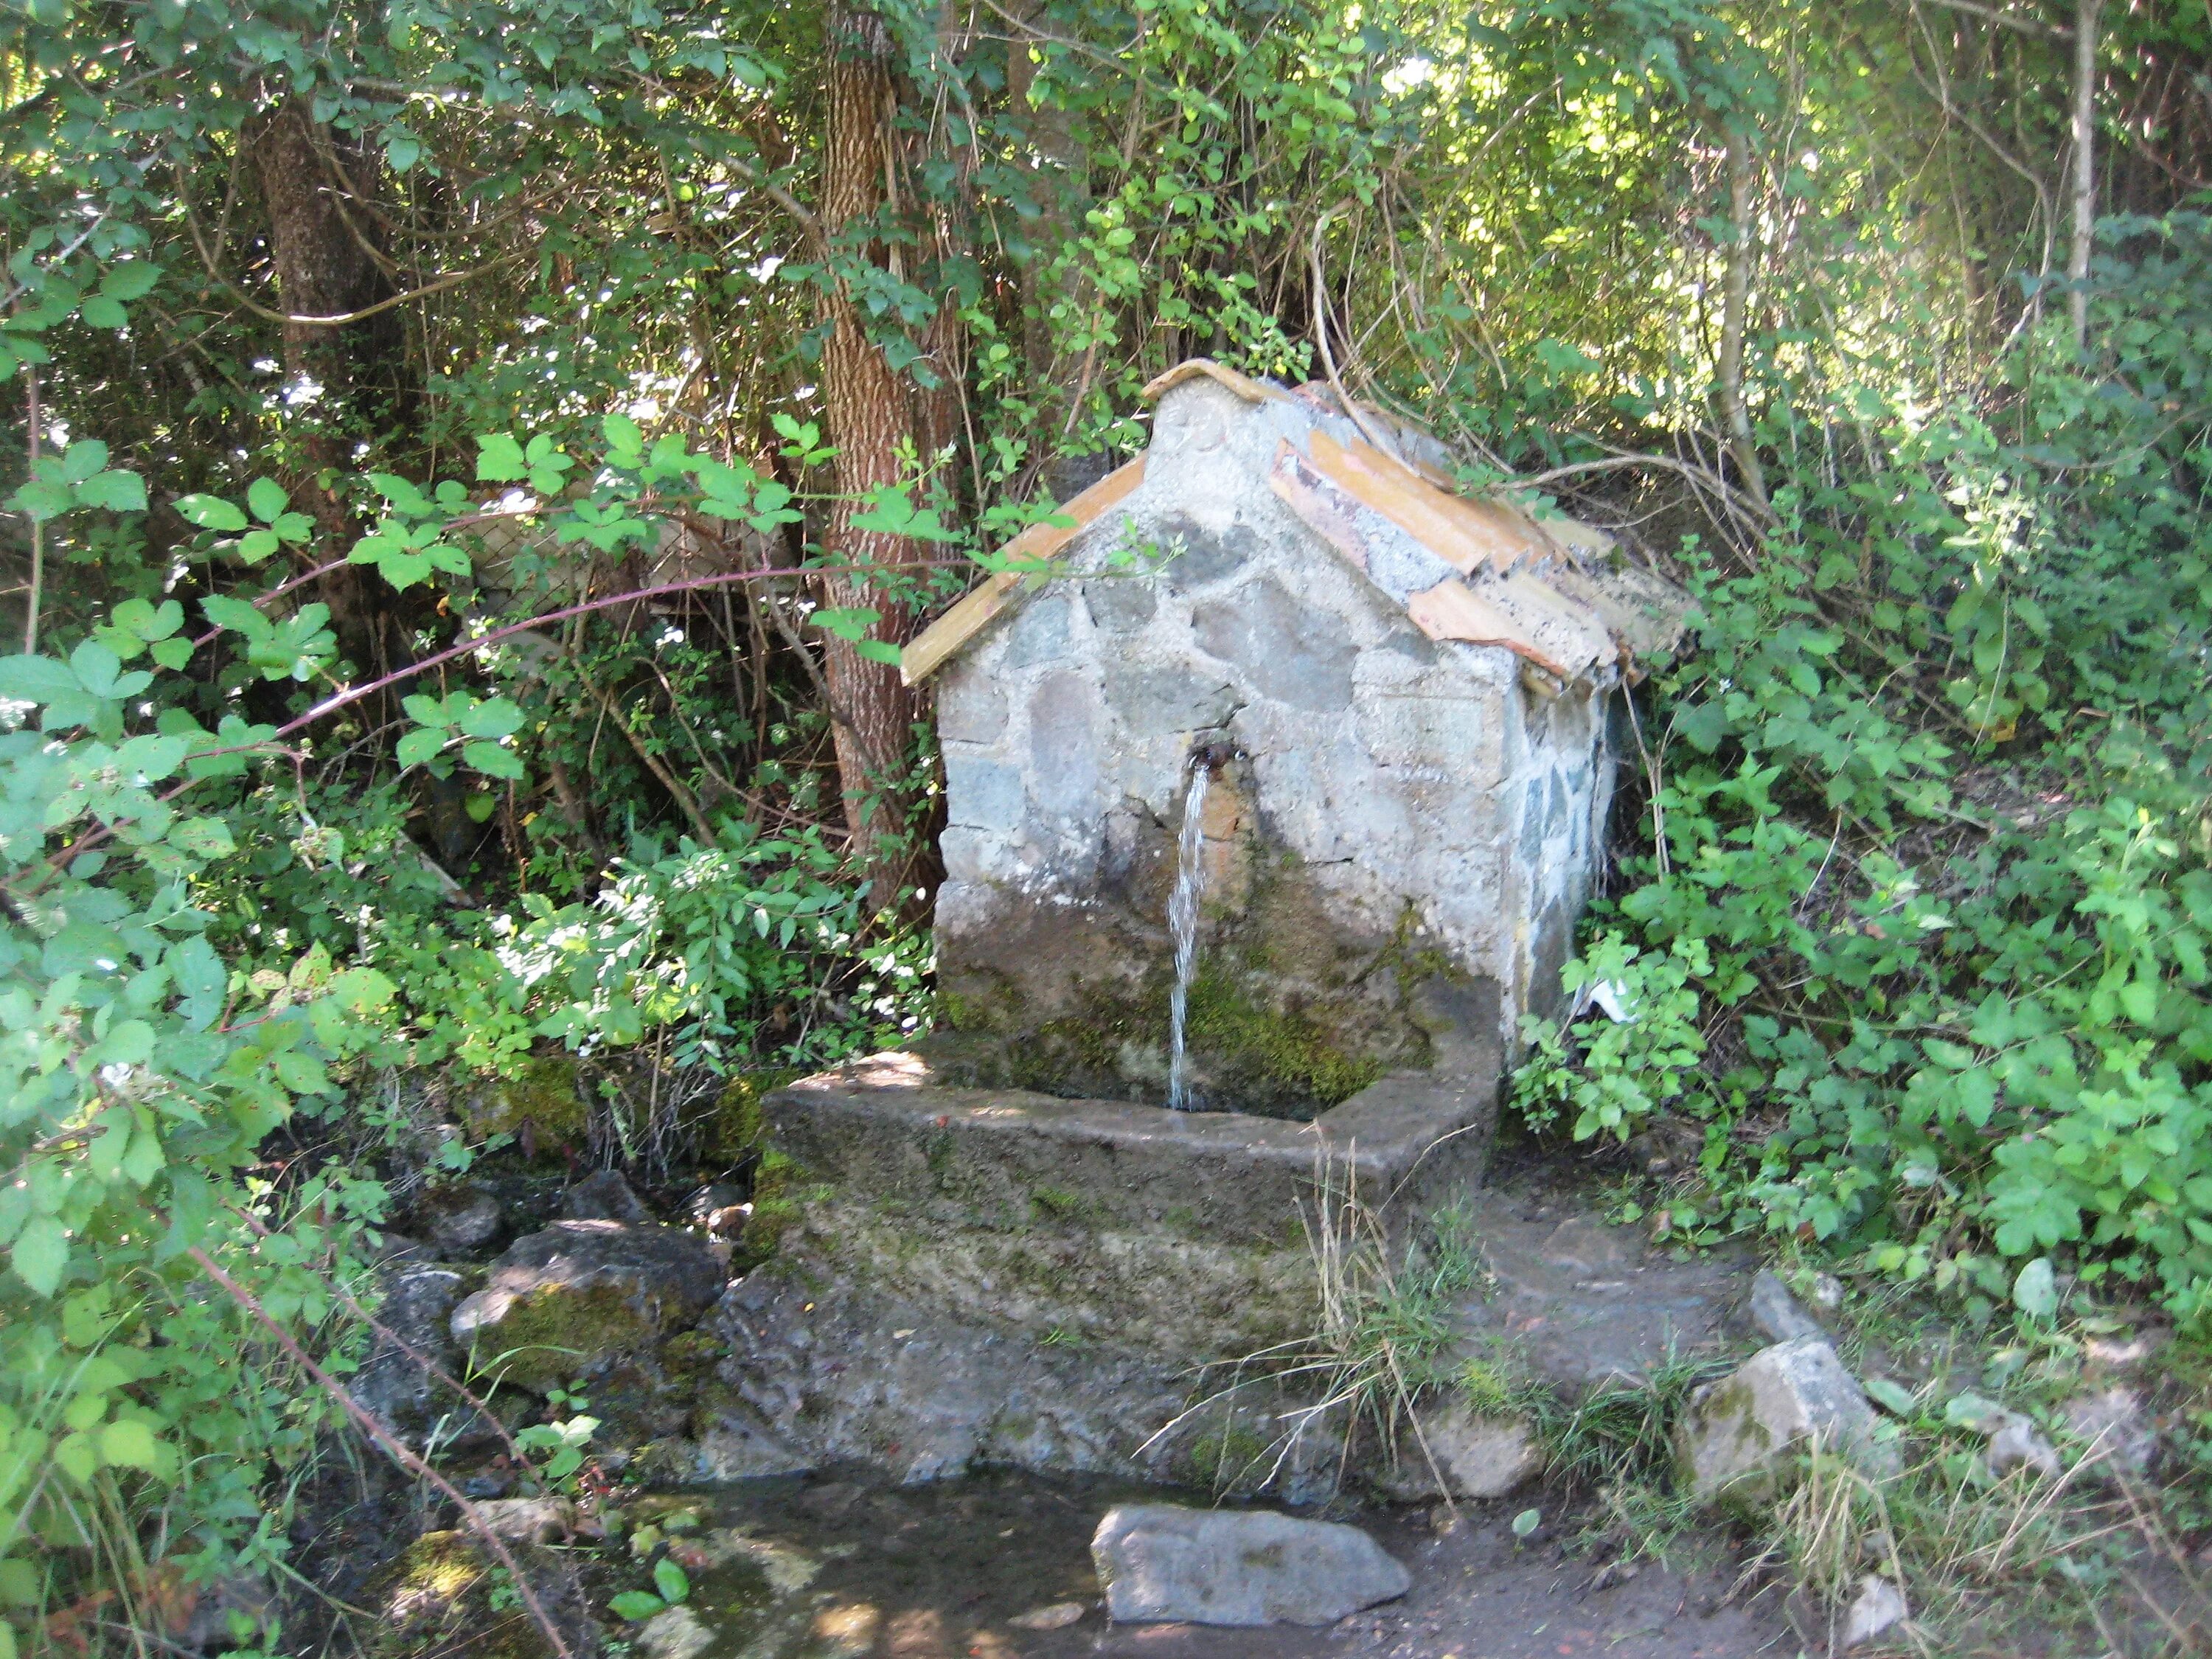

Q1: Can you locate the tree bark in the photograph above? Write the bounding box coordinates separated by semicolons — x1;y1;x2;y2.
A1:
818;2;928;908
1717;125;1768;510
2070;0;2100;350
246;99;408;678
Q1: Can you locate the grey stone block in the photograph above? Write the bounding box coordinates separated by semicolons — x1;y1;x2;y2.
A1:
1102;664;1238;734
1748;1270;1827;1345
1082;577;1158;633
1376;1404;1540;1500
1003;594;1072;669
1674;1336;1901;1503
1192;574;1356;711
943;751;1026;830
1027;672;1104;815
937;679;1008;744
1156;512;1259;593
1091;1504;1409;1626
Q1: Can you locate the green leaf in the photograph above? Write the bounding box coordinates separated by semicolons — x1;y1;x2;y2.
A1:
98;1419;158;1469
462;740;525;781
11;1217;67;1297
652;1558;689;1604
2012;1257;2057;1321
1510;1507;1540;1539
100;263;160;302
607;1592;665;1623
246;478;290;524
476;434;529;482
459;698;524;740
168;817;237;860
10;479;72;521
854;639;904;666
396;728;448;770
0;654;83;706
78;295;128;330
177;493;250;532
69;639;124;697
0;1557;41;1607
1863;1377;1919;1417
74;470;147;512
811;607;880;642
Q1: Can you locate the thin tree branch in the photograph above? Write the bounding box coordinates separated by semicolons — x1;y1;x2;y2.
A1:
184;199;510;327
1913;0;2073;36
185;1245;578;1659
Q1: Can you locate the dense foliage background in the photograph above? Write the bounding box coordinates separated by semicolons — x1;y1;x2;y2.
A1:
6;0;2212;1652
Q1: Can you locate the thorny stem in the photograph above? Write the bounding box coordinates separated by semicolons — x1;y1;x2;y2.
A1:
185;1244;578;1659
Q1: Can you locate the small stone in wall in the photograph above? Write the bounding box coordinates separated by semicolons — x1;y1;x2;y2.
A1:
1674;1336;1900;1504
1091;1504;1410;1627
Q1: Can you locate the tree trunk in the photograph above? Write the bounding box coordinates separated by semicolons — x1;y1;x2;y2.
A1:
1717;125;1767;510
2070;0;2100;351
818;2;928;908
246;99;408;679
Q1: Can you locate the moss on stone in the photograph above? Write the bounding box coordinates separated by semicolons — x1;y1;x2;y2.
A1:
739;1147;824;1261
1029;1186;1098;1224
473;1281;653;1392
465;1056;589;1150
708;1068;806;1164
1183;970;1382;1110
369;1532;571;1659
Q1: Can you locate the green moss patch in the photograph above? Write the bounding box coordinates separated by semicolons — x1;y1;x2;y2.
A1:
465;1056;588;1150
470;1281;653;1391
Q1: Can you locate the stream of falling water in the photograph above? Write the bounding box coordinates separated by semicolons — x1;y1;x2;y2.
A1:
1166;759;1211;1112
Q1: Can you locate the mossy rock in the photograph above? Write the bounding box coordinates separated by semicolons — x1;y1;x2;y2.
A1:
738;1147;822;1261
367;1531;597;1659
462;1281;657;1392
706;1068;807;1164
466;1057;590;1150
451;1220;727;1393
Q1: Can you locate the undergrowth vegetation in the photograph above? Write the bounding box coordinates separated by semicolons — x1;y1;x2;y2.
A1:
1517;220;2212;1334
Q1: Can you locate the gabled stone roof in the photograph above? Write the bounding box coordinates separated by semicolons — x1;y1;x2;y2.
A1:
902;358;1689;689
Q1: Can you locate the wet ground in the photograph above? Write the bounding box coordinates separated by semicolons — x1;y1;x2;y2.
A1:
641;1468;1794;1659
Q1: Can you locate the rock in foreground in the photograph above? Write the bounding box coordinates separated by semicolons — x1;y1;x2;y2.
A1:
451;1220;726;1391
1675;1336;1900;1503
1091;1504;1409;1626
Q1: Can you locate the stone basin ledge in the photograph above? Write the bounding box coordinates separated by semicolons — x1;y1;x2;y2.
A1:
764;1047;1498;1245
757;1046;1498;1369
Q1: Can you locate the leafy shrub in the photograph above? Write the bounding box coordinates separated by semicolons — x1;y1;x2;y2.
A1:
1513;217;2212;1330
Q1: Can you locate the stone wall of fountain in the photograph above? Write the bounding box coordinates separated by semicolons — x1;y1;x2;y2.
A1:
926;375;1618;1116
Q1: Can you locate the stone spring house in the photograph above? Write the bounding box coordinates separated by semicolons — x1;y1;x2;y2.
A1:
901;360;1688;1118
